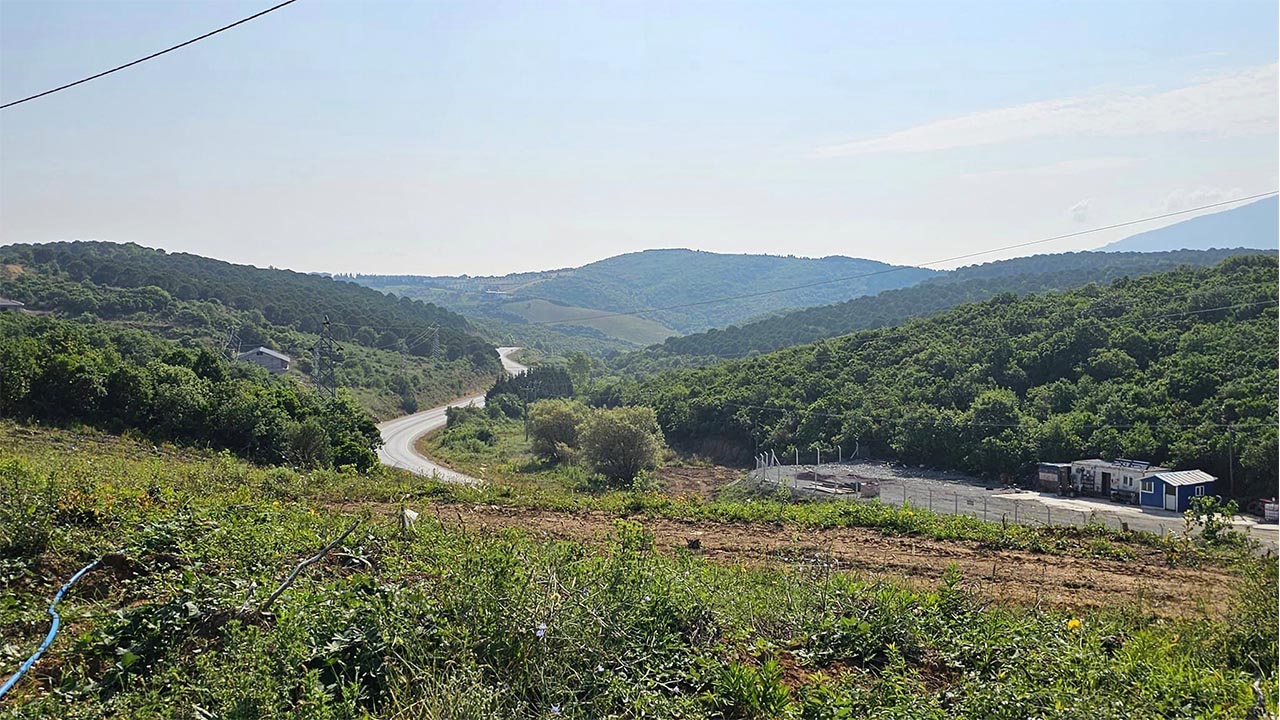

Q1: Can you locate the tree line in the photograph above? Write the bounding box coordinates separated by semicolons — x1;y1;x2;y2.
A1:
622;256;1279;499
0;313;382;470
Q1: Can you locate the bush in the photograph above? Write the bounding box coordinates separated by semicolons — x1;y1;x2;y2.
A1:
528;399;588;464
1184;495;1244;546
580;406;665;484
445;404;485;428
286;418;333;469
485;392;522;420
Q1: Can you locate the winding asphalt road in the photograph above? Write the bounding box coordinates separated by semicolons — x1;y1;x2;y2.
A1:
376;347;527;485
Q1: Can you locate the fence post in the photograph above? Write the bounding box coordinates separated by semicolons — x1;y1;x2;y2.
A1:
1047;506;1052;526
928;489;933;512
984;498;988;522
954;493;959;515
1014;502;1019;525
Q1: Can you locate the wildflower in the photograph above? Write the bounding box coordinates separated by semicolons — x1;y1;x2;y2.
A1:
536;622;547;639
1066;618;1082;632
551;705;561;715
595;664;604;673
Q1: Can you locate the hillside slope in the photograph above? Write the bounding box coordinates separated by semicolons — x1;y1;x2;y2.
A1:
613;248;1262;376
352;249;939;342
626;255;1279;498
0;241;501;417
1100;196;1278;252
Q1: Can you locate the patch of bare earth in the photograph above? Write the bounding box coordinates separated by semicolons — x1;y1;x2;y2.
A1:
348;502;1236;619
656;464;743;500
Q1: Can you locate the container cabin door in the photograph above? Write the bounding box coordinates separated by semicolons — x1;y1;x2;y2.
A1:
1164;486;1177;511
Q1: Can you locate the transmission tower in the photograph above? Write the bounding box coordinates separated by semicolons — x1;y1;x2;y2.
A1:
223;324;242;360
404;324;440;357
312;315;339;399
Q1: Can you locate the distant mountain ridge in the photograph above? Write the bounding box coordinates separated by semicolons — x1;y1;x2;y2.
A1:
353;248;939;344
1100;196;1277;252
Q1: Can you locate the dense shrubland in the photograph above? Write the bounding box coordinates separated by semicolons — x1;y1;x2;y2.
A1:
625;256;1279;498
0;243;502;417
0;313;380;469
0;241;496;363
612;248;1267;377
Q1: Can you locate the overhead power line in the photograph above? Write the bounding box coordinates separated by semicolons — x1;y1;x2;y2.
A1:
717;400;1273;430
0;0;301;110
523;191;1279;327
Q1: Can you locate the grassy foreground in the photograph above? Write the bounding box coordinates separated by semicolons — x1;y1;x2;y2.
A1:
1;425;1276;718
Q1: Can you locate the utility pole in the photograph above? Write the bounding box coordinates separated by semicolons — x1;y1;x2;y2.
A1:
523;379;542;441
313;315;339;399
1220;409;1236;500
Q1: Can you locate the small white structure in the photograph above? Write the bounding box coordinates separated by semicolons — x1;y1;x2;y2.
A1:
0;297;24;312
1069;458;1169;503
237;346;291;374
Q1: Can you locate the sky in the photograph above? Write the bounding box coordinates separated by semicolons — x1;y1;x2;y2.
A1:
1;0;1276;276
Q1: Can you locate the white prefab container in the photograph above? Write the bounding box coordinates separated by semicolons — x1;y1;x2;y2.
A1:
1264;503;1278;523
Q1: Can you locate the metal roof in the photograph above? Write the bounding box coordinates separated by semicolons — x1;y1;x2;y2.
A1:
238;346;291;362
1071;458;1170;473
0;297;24;307
1153;470;1216;487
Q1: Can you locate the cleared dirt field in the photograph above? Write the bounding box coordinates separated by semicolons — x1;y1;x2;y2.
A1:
656;464;742;499
388;503;1238;619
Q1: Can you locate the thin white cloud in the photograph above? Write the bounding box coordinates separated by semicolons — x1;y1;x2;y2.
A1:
1067;198;1093;223
1162;185;1246;212
817;64;1278;157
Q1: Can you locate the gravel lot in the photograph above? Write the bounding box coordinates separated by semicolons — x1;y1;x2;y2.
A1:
748;460;1278;551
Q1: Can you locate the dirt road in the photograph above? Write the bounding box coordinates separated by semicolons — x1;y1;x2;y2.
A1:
390;503;1241;619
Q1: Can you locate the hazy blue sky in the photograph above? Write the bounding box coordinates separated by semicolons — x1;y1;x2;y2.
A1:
1;0;1276;276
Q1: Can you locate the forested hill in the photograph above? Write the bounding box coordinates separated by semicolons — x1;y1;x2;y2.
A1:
625;255;1279;498
0;241;496;366
352;249;939;338
612;248;1264;377
0;241;502;418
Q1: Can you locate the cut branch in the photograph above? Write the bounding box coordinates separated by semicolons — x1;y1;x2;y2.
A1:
258;520;359;613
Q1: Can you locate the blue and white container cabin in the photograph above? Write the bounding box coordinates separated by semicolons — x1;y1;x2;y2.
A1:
1139;470;1217;513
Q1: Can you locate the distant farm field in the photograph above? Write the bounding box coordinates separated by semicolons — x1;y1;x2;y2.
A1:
501;298;676;345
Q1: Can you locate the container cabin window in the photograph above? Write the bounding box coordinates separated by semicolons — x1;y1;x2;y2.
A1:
1142;479;1153;493
1195;486;1205;496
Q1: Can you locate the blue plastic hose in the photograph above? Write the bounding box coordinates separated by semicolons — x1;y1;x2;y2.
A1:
0;554;106;700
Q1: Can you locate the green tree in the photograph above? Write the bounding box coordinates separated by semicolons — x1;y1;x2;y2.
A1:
580;405;664;484
528;398;588;464
566;351;592;393
286;418;333;469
